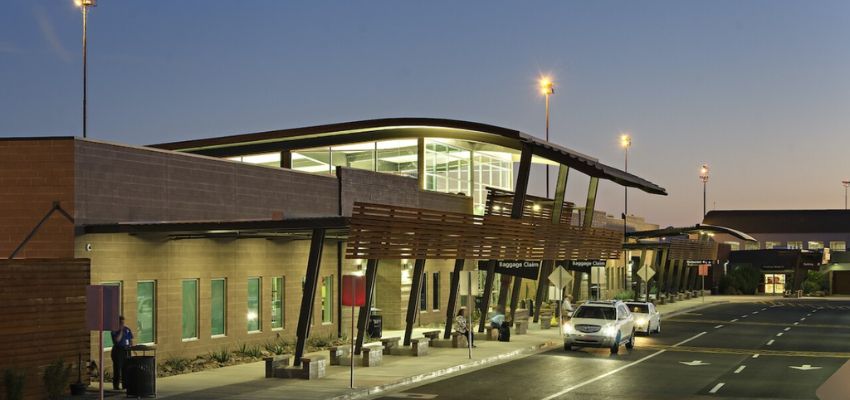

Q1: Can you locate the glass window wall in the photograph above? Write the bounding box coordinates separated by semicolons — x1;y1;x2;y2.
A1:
321;276;333;323
182;279;198;340
248;277;262;332
425;139;471;196
211;279;226;336
137;281;156;344
271;277;284;329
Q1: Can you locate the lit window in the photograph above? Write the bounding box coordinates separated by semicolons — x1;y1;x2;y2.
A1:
211;279;226;336
744;242;760;251
182;279;199;340
321;276;333;323
725;242;740;251
787;241;803;250
829;241;846;252
248;278;261;332
808;241;824;250
136;281;156;344
765;241;782;249
432;272;441;311
271;277;284;329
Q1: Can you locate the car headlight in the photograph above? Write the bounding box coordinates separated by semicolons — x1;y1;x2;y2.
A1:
563;324;575;334
603;325;618;337
636;317;648;326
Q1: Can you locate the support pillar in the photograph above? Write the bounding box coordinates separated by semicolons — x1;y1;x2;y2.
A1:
497;275;512;309
279;149;292;169
511;142;533;219
582;178;600;229
533;260;553;322
571;271;584;301
655;248;669;297
443;259;465;339
669;260;681;294
551;165;570;223
294;228;326;366
403;259;426;346
478;260;497;333
354;259;378;355
509;277;522;323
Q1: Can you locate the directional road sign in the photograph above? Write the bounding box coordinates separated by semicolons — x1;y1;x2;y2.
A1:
548;266;572;289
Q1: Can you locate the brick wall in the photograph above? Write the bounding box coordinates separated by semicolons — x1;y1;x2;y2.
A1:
0;258;90;400
0;138;75;258
338;167;472;216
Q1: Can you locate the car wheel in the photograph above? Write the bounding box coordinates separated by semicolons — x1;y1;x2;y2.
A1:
564;343;572;351
625;329;635;349
655;322;661;334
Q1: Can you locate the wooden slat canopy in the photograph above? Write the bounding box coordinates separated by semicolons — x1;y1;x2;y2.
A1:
346;202;622;260
626;237;719;261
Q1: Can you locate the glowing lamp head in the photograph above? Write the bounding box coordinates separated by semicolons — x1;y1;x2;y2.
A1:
538;76;554;95
532;204;542;212
75;0;95;8
700;164;710;182
619;133;632;149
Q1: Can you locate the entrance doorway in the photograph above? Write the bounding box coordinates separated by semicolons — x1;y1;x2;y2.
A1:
764;273;785;294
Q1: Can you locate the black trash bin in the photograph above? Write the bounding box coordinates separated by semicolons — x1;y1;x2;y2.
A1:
367;308;383;338
125;345;156;398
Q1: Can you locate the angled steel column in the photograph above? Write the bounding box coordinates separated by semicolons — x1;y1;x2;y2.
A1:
656;247;669;297
443;259;465;339
634;249;647;297
673;260;686;293
403;259;426;346
533;260;553;322
681;264;693;292
511;142;533;219
509;276;522;323
354;259;378;355
571;271;584;301
279;149;292;169
294;228;326;366
478;260;497;332
497;275;512;309
668;260;681;294
551;165;570;223
582;177;600;229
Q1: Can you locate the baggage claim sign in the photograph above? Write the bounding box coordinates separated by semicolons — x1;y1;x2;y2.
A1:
478;259;607;279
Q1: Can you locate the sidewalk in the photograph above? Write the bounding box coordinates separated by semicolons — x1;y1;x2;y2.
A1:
151;295;751;400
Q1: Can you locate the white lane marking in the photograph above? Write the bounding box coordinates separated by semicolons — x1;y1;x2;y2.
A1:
730;318;738;322
784;327;791;331
742;315;749;318
539;331;708;400
807;314;812;317
752;354;760;358
709;383;725;394
761;307;767;311
714;324;724;329
734;365;746;374
752;311;759;314
789;364;822;370
800;318;806;321
793;322;799;326
767;339;775;346
776;332;784;337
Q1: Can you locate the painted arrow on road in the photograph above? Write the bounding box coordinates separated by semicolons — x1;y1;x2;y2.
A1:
789;365;822;371
679;360;711;366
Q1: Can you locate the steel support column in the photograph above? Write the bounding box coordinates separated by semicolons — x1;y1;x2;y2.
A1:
294;228;326;366
511;142;533;219
497;275;512;309
354;259;378;355
443;259;465;339
670;260;682;294
571;272;584;301
656;248;669;297
551;165;570;223
509;276;522;323
279;149;292;169
582;177;600;229
478;260;497;332
533;260;553;322
681;264;693;292
403;259;426;346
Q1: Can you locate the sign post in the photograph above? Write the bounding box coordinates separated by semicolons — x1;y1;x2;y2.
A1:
548;266;572;336
698;264;710;303
86;285;119;400
341;275;366;389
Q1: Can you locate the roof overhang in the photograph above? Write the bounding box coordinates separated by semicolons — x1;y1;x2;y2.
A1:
627;224;757;242
151;118;666;196
81;217;350;239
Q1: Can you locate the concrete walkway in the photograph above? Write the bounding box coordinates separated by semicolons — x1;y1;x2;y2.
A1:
151;295;757;400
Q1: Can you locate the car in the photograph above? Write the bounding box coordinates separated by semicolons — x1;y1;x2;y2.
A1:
624;301;661;335
563;300;636;354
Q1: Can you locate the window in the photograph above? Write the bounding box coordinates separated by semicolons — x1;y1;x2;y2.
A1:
765;241;782;249
472;151;513;214
725;242;740;251
181;279;198;340
101;281;122;349
136;281;156;344
787;241;803;250
808;241;824;250
744;242;760;251
211;279;226;336
432;272;441;311
829;241;846;252
420;272;428;311
248;278;261;332
271;277;284;329
320;276;333;324
425;139;471;197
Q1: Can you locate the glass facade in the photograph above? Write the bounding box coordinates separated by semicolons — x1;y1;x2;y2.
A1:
830;241;846;251
211;279;226;336
248;278;261;332
472;151;513;214
765;241;782;249
136;281;156;344
808;241;824;250
271;277;284;329
182;280;198;340
321;276;333;323
787;241;803;250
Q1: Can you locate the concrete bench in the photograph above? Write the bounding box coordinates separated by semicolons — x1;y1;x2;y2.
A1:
513;309;530;321
540;314;553;329
380;337;401;355
328;346;350;366
422;330;442;341
411;338;429;356
301;356;327;380
486;327;500;341
361;343;383;367
514;320;528;335
451;331;469;348
264;354;293;378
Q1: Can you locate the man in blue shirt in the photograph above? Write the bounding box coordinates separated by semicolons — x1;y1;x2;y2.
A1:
110;316;134;391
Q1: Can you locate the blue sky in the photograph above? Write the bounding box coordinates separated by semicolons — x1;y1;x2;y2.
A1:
2;0;849;226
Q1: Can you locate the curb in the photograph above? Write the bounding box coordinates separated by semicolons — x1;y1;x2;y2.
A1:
328;338;561;400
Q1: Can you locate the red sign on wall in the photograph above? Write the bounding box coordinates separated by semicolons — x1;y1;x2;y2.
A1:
342;275;366;307
698;264;710;277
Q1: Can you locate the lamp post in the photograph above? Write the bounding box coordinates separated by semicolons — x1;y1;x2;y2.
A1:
620;133;631;291
700;164;710;217
539;76;554;198
75;0;96;139
843;181;849;210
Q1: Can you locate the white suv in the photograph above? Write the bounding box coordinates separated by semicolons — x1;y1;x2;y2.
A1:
563;300;636;354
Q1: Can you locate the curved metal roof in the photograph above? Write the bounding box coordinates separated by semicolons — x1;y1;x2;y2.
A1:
626;223;757;242
152;117;667;195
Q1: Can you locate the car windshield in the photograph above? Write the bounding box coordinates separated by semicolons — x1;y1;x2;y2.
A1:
626;303;649;313
573;306;616;320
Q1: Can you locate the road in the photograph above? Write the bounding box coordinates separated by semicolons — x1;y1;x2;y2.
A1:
376;299;850;400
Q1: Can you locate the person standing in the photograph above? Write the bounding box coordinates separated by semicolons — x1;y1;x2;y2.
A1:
110;315;134;391
454;307;475;347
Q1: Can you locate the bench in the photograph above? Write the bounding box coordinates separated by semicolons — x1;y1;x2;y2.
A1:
539;314;553;329
514;320;528;335
380;337;401;355
411;338;429;356
328;346;350;366
264;354;293;378
451;331;469;348
513;309;530;321
486;327;500;341
301;356;327;380
422;330;442;341
361;343;383;367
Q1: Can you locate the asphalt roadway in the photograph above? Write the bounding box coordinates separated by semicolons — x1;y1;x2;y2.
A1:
377;299;850;400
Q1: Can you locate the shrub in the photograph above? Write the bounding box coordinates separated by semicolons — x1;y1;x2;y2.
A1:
162;356;191;373
42;360;71;400
726;265;760;294
4;369;26;400
802;270;828;294
209;347;231;364
306;334;334;350
236;343;262;358
613;290;635;300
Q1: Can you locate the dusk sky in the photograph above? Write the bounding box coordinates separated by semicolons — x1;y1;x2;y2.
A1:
2;0;849;226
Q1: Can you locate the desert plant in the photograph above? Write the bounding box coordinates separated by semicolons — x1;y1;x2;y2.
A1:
236;343;262;358
162;356;191;372
614;290;635;300
4;368;26;400
306;334;335;350
42;360;71;400
802;270;828;294
209;347;231;364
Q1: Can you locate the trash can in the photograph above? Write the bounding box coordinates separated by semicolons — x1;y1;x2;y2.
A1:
367;308;383;338
125;345;156;398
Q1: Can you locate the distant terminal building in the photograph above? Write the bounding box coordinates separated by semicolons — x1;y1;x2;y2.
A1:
703;210;850;295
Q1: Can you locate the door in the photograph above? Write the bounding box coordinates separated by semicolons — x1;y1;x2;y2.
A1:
833;272;850;295
764;274;786;294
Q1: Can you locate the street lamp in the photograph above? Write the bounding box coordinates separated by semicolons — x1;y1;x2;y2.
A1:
74;0;96;138
700;164;710;217
620;133;631;292
539;76;554;198
842;181;849;210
